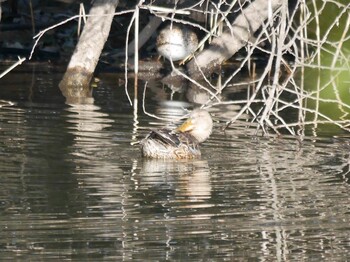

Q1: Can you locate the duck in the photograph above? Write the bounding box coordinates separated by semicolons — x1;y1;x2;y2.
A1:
141;109;213;159
156;23;198;62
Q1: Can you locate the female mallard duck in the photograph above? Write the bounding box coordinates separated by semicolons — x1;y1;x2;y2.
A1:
156;24;198;62
141;109;213;159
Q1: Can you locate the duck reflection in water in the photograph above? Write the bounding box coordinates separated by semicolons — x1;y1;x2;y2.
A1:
140;109;213;159
140;159;212;203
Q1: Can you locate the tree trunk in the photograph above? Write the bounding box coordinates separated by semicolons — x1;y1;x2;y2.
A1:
59;0;119;104
186;0;284;78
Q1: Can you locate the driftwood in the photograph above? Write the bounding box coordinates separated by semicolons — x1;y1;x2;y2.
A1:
59;0;283;103
186;0;283;79
59;0;119;104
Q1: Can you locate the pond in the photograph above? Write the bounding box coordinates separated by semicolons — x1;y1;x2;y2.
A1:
0;65;350;260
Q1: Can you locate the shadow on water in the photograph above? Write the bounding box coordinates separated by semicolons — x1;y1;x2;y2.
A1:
0;65;350;260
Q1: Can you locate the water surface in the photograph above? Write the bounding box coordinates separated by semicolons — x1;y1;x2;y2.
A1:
0;66;349;260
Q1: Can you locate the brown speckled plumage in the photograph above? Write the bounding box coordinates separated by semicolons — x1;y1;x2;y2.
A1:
140;109;212;159
156;24;198;61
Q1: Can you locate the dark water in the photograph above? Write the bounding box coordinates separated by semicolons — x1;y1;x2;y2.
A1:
0;66;350;261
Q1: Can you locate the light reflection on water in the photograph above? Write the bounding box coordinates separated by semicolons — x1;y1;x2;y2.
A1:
0;70;349;260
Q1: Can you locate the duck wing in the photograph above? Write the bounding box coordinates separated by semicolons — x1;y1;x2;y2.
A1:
147;129;181;146
148;128;199;146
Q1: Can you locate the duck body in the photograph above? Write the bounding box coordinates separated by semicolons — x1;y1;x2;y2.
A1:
140;109;212;159
156;24;198;61
141;129;201;159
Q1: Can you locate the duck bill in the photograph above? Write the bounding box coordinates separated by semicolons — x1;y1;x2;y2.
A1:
177;119;194;132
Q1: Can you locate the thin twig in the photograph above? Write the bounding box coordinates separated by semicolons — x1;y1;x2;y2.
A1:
0;57;26;79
